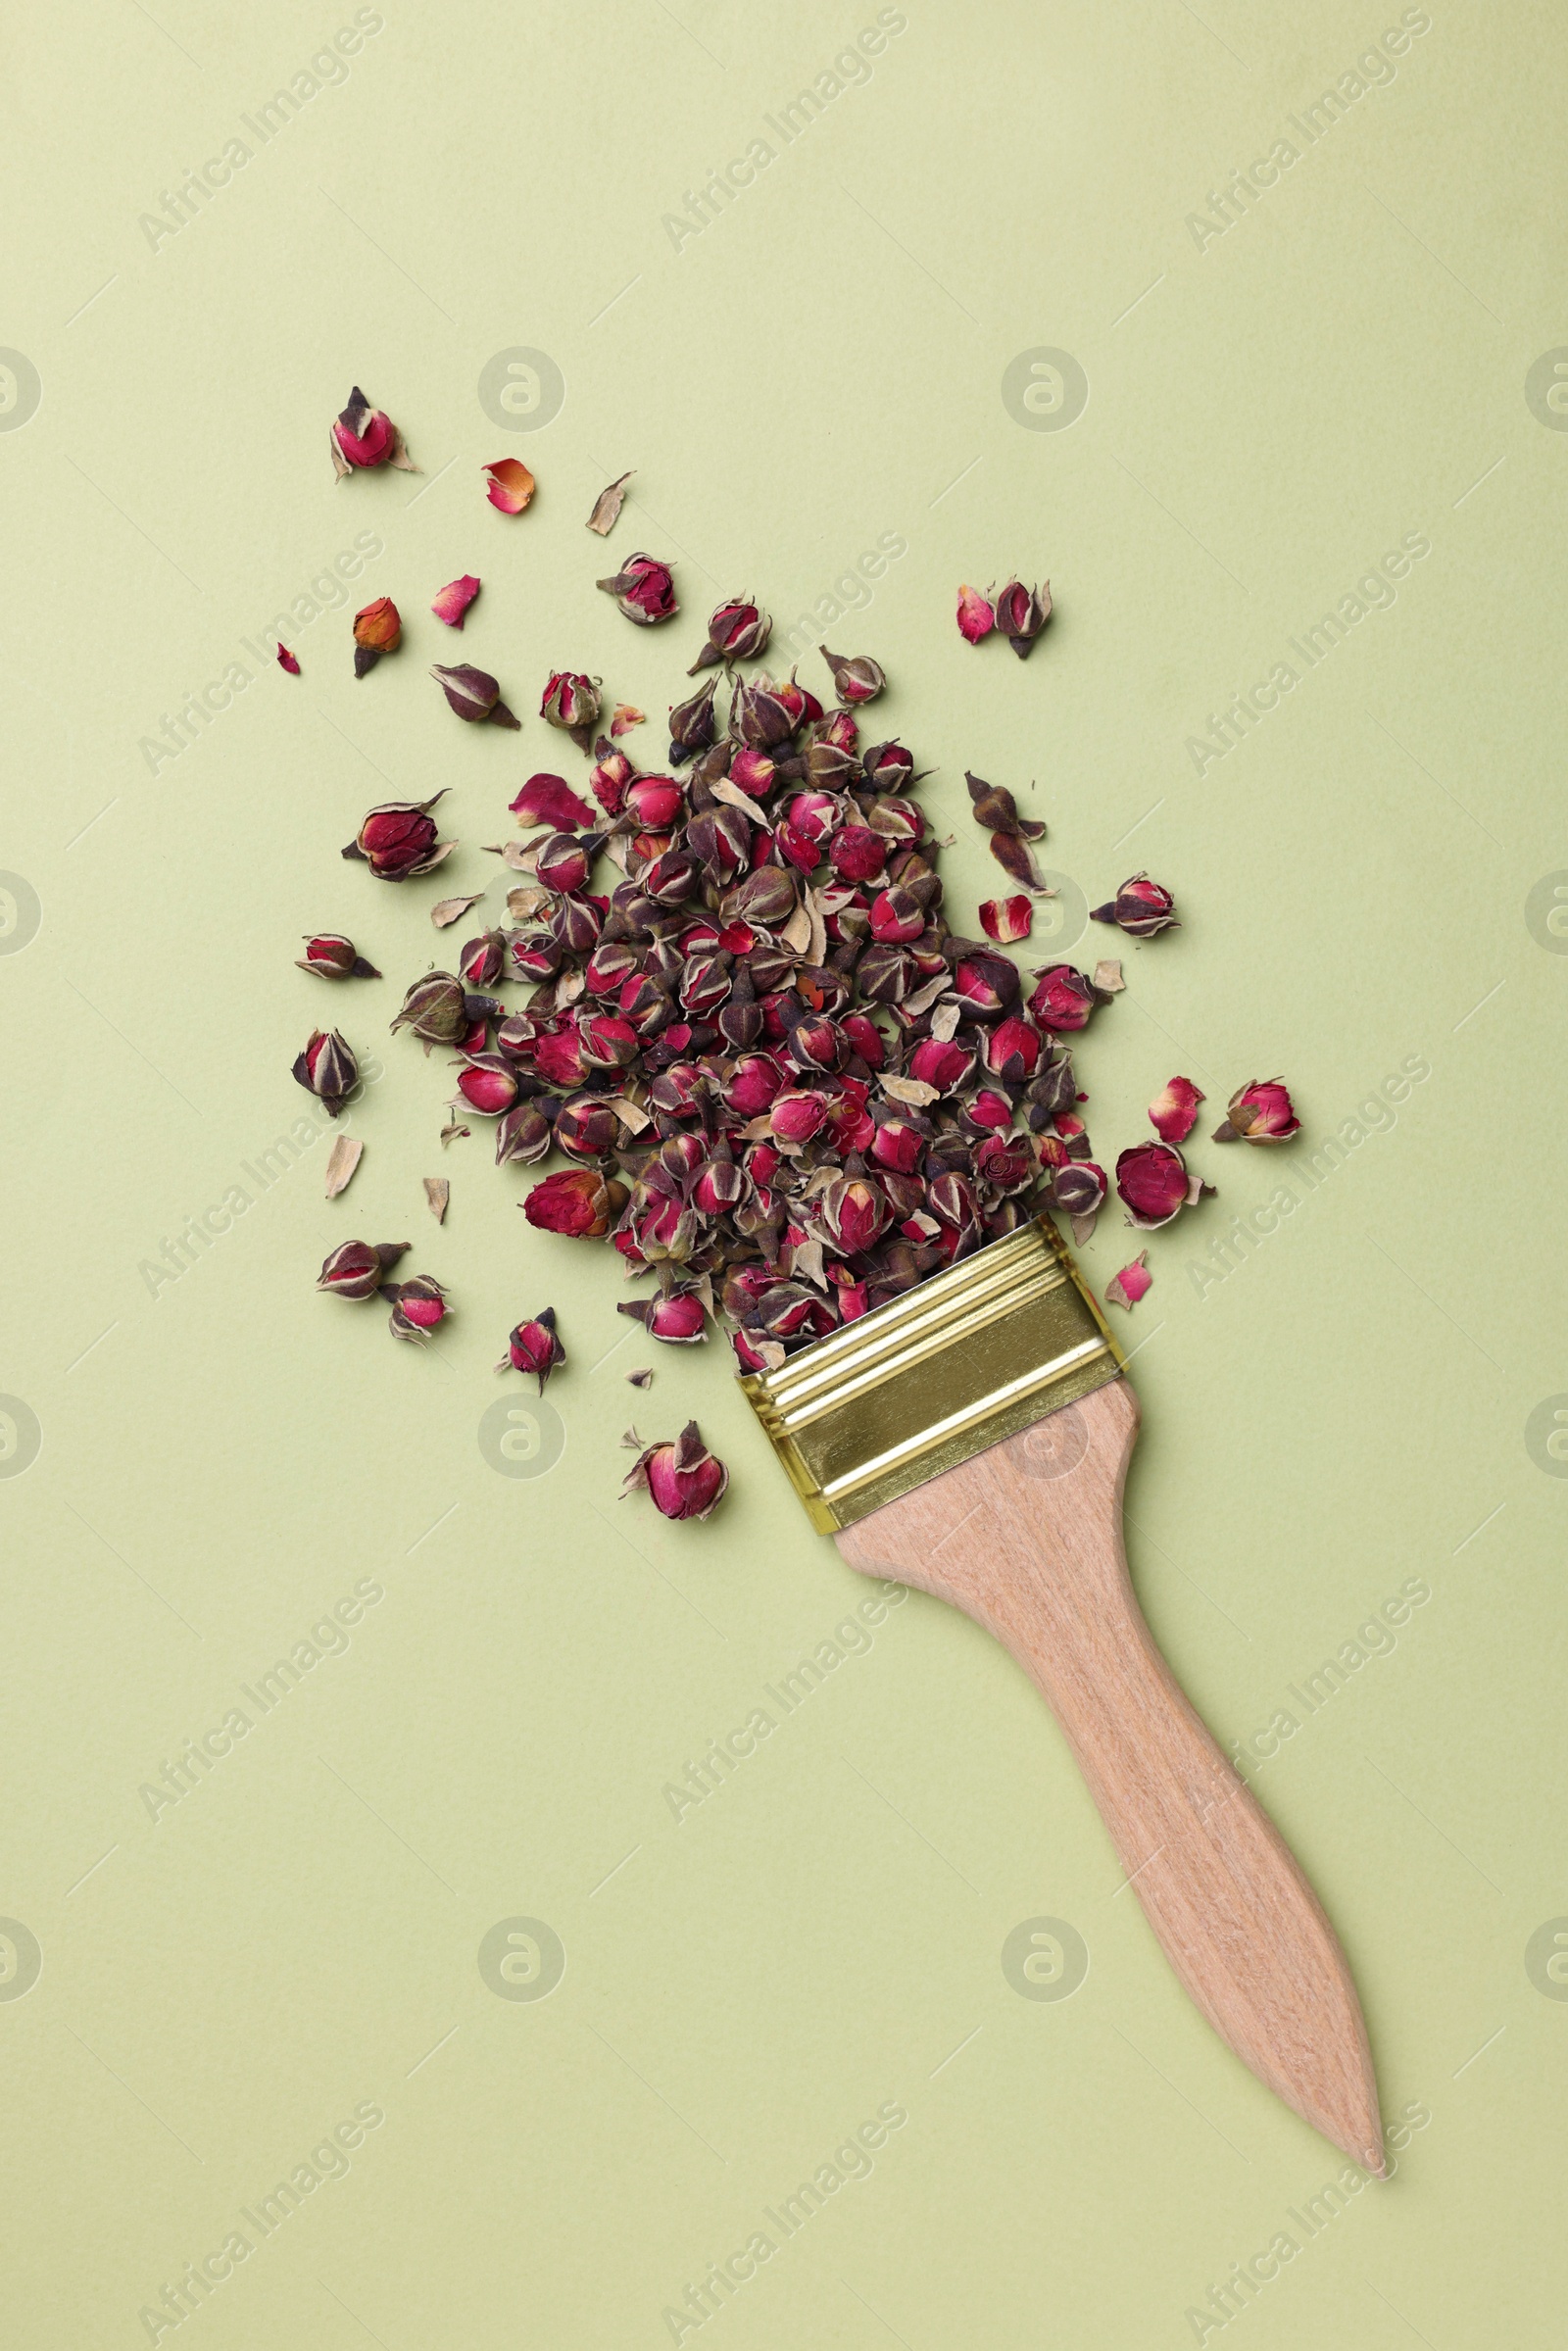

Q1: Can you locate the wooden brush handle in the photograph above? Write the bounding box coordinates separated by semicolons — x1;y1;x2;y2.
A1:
835;1377;1385;2173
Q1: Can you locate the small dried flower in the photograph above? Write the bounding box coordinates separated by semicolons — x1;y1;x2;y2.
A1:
586;470;632;534
454;1055;519;1116
344;795;455;881
523;1167;628;1238
1028;963;1099;1032
384;1274;449;1346
1150;1076;1202;1145
618;1289;709;1345
994;578;1051;659
317;1239;409;1298
1051;1158;1107;1245
1104;1253;1152;1311
1115;1142;1208;1229
431;575;481;628
689;599;772;673
979;895;1034;945
542;669;602;752
330;387;416;478
819;645;886;706
297;933;379;980
482;458;535;514
667;675;718;765
956;585;995;645
276;643;301;674
597;552;677;626
391;971;469;1045
1091;873;1179;937
1213;1078;1299;1145
964;770;1046;841
292;1028;358;1117
352;595;401;677
497;1307;564;1391
622;1420;729;1520
431;662;520;728
510;772;595;830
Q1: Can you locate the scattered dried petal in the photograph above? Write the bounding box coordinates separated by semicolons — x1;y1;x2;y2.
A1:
483;458;535;514
430;892;484;930
324;1135;364;1198
956;585;995;645
611;703;645;736
626;1368;653;1389
1213;1077;1299;1145
431;574;481;628
423;1176;450;1223
1149;1076;1202;1144
509;772;595;829
276;643;301;674
1093;958;1125;994
586;470;632;535
979;895;1034;944
1104;1253;1152;1311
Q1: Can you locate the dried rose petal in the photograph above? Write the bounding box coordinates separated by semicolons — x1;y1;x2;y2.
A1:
323;1135;364;1199
384;1274;448;1346
1149;1076;1202;1144
431;574;481;628
343;794;454;881
586;470;632;535
297;933;379;980
430;892;484;930
597;552;677;626
1091;873;1179;937
510;772;595;830
622;1420;728;1520
1104;1253;1152;1311
496;1307;564;1391
979;895;1033;944
611;703;645;737
276;643;301;674
353;596;401;678
1213;1077;1299;1145
1116;1142;1206;1229
995;578;1051;659
1093;959;1124;995
956;585;995;646
483;458;535;514
317;1239;409;1298
819;645;885;706
331;387;416;478
423;1176;450;1223
292;1028;358;1117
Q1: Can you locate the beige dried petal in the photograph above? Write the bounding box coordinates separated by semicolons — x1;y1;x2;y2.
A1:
803;891;828;969
1093;958;1126;994
323;1134;363;1198
498;842;535;870
423;1177;450;1223
587;470;633;535
779;902;813;956
791;1237;827;1290
903;973;953;1017
881;1072;940;1107
930;999;963;1043
555;967;586;1006
506;884;552;924
1070;1209;1100;1247
737;1114;775;1142
607;1096;652;1135
431;892;484;929
440;1110;469;1149
710;776;771;826
751;1337;788;1372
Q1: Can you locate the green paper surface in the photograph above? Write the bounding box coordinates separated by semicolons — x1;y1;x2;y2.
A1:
5;3;1565;2342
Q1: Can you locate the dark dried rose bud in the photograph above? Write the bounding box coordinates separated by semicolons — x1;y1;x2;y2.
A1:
819;646;885;706
616;973;674;1041
862;739;915;791
867;795;924;846
317;1239;409;1299
622;1420;728;1519
689;598;771;672
678;953;731;1018
523;1167;628;1238
589;746;636;817
353;596;402;677
430;662;519;728
343;794;454;881
542;669;602;752
994;578;1052;659
685;808;750;883
597;552;677;625
963;770;1046;841
293;1027;358;1116
495;1100;553;1165
618;1288;710;1344
508;933;564;983
497;1307;564;1391
723;865;797;930
1091;871;1179;937
1051;1160;1107;1219
554;1094;619;1158
856;942;914;1004
731;677;796;752
392;970;469;1044
1213;1077;1299;1145
667;675;718;765
549;893;604;955
786;1016;845;1075
953;951;1020;1018
458;930;507;988
330;387;414;476
1116;1142;1203;1228
927;1171;979;1231
1024;1055;1078;1122
868;887;924;946
805;736;859;790
1028;963;1099;1032
298;933;379;980
819;1175;888;1254
584;938;642;997
384;1274;448;1346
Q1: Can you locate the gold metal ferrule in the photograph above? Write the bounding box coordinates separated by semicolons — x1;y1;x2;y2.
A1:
739;1213;1126;1533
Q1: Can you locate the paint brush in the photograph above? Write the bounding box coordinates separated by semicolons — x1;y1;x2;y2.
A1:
742;1210;1385;2175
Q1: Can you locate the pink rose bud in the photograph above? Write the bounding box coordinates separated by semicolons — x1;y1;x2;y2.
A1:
458;930;507;988
597;552;677;626
431;661;520;729
1028;963;1099;1032
542;669;603;752
870;1116;927;1175
953;952;1021;1018
624;774;684;830
830;825;887;883
840;1010;886;1069
823;707;859;755
694;1152;749;1215
1149;1075;1203;1144
786;1016;845;1075
292;1028;358;1117
618;1289;710;1345
317;1239;409;1299
1115;1142;1204;1229
523;1168;628;1238
383;1274;448;1346
1091;872;1179;937
1213;1077;1300;1144
862;739;915;790
344;794;454;881
297;933;380;980
994;578;1052;659
819;1176;888;1254
509;934;563;983
455;1056;519;1116
510;772;595;830
770;1089;829;1145
985;1015;1043;1082
497;1307;564;1391
622;1420;729;1521
533;1027;589;1089
967;1087;1014;1131
330;386;416;477
667;675;719;765
579;1012;639;1070
554;1096;618;1158
979;895;1033;945
868;887;925;945
689;598;772;673
589;746;635;817
722;1053;785;1116
956;584;996;645
1103;1254;1152;1311
820;645;886;706
535;833;593;894
908;1037;974;1094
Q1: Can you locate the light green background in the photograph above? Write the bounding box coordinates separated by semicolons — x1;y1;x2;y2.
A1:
6;2;1566;2343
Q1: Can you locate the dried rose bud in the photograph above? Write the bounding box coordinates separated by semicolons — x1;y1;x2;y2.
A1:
1213;1078;1299;1145
589;746;636;817
994;578;1052;659
317;1239;409;1299
975;1134;1034;1191
985;1014;1044;1082
805;737;858;791
458;930;507;989
622;1421;729;1520
533;831;593;894
689;598;772;672
330;386;416;477
454;1055;520;1116
861;739;915;792
510;772;595;831
431;662;519;729
1116;1142;1206;1229
1091;872;1179;937
867;796;924;847
384;1274;448;1346
830;826;887;885
391;970;470;1045
508;933;563;984
523;1168;628;1238
344;795;454;882
618;1289;709;1345
819;1175;889;1254
979;896;1033;945
298;933;379;980
953;951;1020;1018
292;1028;357;1117
908;1037;974;1094
431;574;481;629
497;1307;564;1389
1104;1254;1152;1311
819;646;885;706
956;585;996;645
542;670;602;752
733;678;797;752
622;775;683;831
495;1101;552;1165
770;1089;829;1146
352;596;401;677
964;770;1046;841
1051;1160;1107;1244
482;458;535;514
868;887;925;946
1150;1075;1203;1144
597;552;677;626
667;675;718;765
1028;963;1099;1032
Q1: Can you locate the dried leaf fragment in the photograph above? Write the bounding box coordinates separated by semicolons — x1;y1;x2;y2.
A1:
431;892;484;930
587;470;633;534
324;1134;364;1198
423;1176;450;1223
